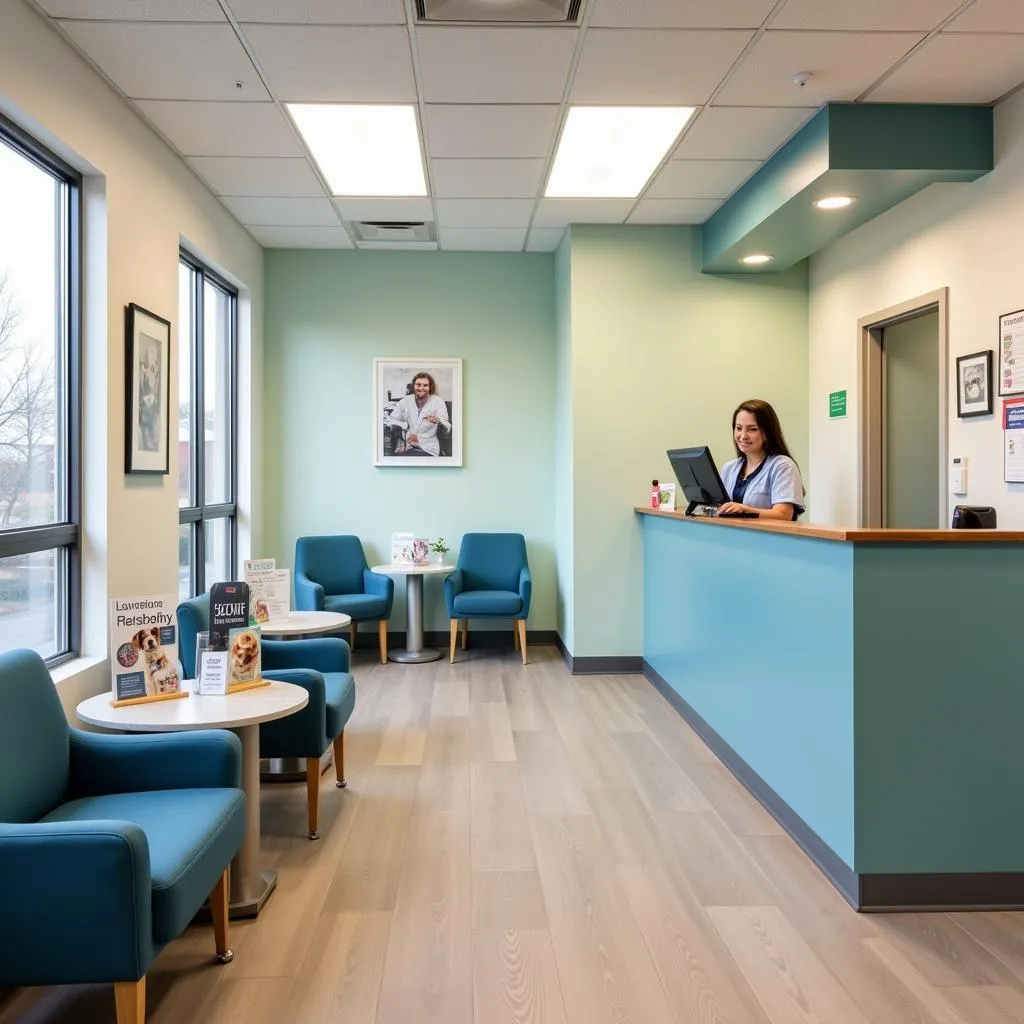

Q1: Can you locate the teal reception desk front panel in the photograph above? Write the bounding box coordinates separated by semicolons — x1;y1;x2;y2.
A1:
639;509;1024;910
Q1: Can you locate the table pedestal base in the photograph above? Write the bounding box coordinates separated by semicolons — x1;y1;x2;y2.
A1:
198;868;277;921
260;748;333;783
389;647;442;664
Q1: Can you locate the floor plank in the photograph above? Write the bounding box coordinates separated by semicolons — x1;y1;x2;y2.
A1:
472;929;569;1024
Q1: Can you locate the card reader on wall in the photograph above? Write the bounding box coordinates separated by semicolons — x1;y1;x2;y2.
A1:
950;456;967;495
951;505;997;528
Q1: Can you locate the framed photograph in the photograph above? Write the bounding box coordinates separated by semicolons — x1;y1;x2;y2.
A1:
999;308;1024;396
374;358;462;467
124;303;171;474
956;349;994;418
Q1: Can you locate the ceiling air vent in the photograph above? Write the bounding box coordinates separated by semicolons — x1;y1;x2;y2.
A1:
352;221;436;243
415;0;582;24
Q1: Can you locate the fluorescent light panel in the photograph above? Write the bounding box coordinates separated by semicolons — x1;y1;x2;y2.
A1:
545;106;695;199
287;104;427;197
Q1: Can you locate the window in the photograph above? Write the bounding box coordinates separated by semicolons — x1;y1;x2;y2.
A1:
178;253;237;600
0;116;80;664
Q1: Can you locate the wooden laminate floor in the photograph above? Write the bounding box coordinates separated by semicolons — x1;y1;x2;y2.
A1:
6;645;1024;1024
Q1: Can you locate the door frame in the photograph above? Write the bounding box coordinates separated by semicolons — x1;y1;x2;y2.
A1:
857;287;948;528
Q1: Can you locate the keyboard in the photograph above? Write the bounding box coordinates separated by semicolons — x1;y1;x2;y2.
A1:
717;510;759;519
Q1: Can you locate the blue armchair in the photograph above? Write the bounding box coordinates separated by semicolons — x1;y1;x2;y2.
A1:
0;648;244;1024
294;535;394;665
176;595;355;841
444;533;532;664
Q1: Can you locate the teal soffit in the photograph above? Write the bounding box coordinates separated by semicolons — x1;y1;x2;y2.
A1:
700;103;993;274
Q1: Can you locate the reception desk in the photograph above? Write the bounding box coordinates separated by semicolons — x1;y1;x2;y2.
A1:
637;507;1024;910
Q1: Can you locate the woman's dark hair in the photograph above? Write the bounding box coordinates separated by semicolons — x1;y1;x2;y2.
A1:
732;398;795;462
411;371;436;394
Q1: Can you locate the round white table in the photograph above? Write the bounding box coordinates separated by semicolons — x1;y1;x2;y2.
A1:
371;562;454;663
259;610;351;638
77;682;308;919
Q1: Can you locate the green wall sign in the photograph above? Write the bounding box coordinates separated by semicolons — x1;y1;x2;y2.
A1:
829;390;847;419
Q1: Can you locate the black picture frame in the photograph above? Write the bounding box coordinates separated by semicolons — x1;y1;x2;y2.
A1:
124;302;171;473
956;349;993;418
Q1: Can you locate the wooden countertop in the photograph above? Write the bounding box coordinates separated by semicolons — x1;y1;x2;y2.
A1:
635;507;1024;543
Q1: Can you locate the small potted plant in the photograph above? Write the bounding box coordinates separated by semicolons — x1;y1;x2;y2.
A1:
430;537;450;563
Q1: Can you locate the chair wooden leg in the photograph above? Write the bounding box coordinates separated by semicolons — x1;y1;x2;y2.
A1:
306;757;320;840
333;731;347;788
516;619;527;665
461;617;468;650
349;622;357;650
378;620;388;664
449;619;458;663
513;624;519;650
114;978;145;1024
210;868;234;963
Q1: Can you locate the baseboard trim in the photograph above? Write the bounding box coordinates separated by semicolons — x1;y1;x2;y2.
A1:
643;660;1024;911
642;660;861;909
377;629;558;650
553;635;642;675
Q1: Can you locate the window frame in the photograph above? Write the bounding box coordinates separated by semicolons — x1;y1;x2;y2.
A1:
0;112;81;666
178;251;238;597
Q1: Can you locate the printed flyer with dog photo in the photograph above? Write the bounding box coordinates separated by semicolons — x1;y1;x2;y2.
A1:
243;558;290;623
109;594;183;704
209;581;264;691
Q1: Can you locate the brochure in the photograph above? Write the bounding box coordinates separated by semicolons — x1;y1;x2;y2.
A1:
209;581;265;692
657;481;677;511
243;557;290;623
109;594;184;705
391;532;429;565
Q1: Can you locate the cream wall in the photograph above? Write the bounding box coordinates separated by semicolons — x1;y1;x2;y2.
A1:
0;1;264;714
809;88;1024;528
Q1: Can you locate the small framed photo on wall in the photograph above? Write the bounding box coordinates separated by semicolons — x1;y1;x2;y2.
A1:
374;358;463;467
956;349;993;418
125;303;171;473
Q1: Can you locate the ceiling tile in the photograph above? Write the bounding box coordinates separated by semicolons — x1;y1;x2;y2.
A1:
437;227;527;251
189;157;324;197
433;198;534;228
336;198;434;220
628;198;721;223
674;106;816;160
431;159;545;199
571;29;753;104
57;22;268;100
715;30;924;106
533;198;633;228
416;27;577;103
526;227;566;251
946;0;1024;33
248;225;355;248
134;100;303;157
647;159;761;199
229;0;406;24
220;196;340;225
424;105;559;158
866;34;1024;102
38;0;223;19
242;25;415;101
591;0;777;29
772;0;965;31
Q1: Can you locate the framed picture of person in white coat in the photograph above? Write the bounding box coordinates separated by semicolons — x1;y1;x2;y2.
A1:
374;358;462;467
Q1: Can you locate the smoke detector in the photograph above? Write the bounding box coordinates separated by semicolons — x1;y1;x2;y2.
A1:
792;71;813;88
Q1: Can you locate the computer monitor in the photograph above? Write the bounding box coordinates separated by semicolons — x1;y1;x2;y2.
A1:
667;446;730;516
951;504;997;529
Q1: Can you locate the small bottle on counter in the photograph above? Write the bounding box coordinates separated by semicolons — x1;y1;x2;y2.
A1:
650;479;660;509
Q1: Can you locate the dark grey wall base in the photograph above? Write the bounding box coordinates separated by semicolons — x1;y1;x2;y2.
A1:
643;660;1024;912
554;634;643;675
377;629;559;650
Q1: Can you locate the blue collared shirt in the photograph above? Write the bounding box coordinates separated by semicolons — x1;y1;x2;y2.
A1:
720;454;806;518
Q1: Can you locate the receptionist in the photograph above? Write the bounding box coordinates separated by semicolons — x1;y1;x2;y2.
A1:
716;399;806;521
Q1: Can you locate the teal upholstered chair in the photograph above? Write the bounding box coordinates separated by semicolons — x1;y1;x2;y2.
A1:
176;595;355;840
294;535;394;664
444;533;532;664
0;648;244;1024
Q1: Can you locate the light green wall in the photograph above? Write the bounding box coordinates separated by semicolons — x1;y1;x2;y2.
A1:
565;225;809;658
263;250;557;634
553;233;574;650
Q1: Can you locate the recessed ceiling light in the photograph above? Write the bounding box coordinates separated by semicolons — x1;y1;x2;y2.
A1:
545;106;695;199
286;104;427;197
814;195;855;210
740;253;773;265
